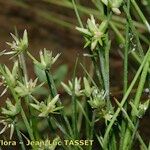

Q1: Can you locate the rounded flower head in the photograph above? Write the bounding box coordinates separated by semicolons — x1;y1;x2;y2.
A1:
76;15;108;51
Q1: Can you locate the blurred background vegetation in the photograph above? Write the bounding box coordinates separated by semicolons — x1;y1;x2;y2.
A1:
0;0;149;148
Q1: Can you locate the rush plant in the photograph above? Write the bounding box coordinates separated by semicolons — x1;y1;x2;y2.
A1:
0;0;150;150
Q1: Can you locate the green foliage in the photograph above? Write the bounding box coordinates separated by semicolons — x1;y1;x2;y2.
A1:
0;0;150;150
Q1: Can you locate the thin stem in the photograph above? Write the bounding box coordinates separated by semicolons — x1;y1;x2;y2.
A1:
18;53;28;85
123;18;129;95
45;69;55;97
72;57;79;139
27;51;38;63
45;69;73;138
88;111;96;150
9;87;35;142
123;61;149;150
123;5;144;59
115;99;148;149
103;47;150;149
104;36;111;102
16;126;26;150
18;52;36;144
120;1;130;148
72;0;83;28
131;0;150;33
98;49;107;90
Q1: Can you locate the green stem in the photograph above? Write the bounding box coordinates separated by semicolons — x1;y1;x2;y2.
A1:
88;111;96;150
45;69;55;97
122;60;149;150
16;126;26;150
123;18;129;95
72;58;79;139
131;0;150;33
123;5;144;58
103;47;150;149
27;51;38;63
18;53;28;85
72;0;83;28
98;49;107;90
18;52;36;143
120;1;130;148
45;69;73;138
115;100;148;149
104;36;111;103
9;87;35;142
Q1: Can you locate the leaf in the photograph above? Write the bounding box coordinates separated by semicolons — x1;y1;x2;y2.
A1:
23;29;28;46
83;77;91;97
76;27;92;37
32;87;49;95
130;101;139;117
34;64;47;82
53;65;68;86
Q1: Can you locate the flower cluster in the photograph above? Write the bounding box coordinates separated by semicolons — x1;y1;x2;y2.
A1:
61;77;83;97
130;100;150;118
88;88;106;109
76;15;108;51
0;61;18;87
5;30;28;57
33;48;60;70
1;99;21;117
83;78;113;121
14;78;44;97
30;95;63;117
0;61;18;96
61;77;113;121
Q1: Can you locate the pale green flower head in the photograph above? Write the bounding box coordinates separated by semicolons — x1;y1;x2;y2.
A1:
15;78;44;97
0;61;18;97
61;77;83;97
34;48;60;70
76;15;108;51
88;89;106;109
1;99;21;117
130;100;150;118
30;95;63;117
5;30;28;57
